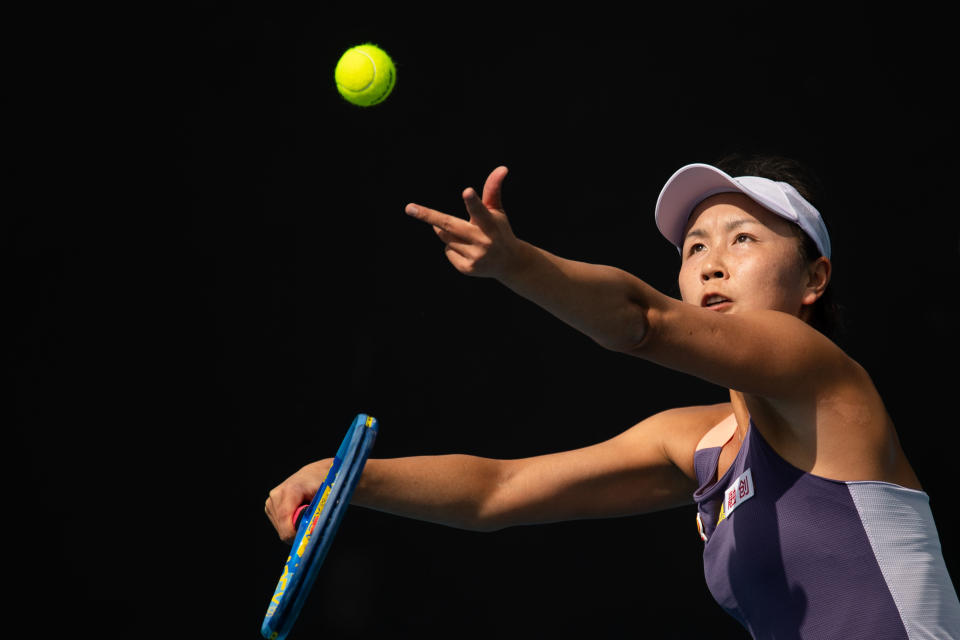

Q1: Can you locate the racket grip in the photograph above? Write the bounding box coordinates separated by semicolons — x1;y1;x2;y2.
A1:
292;504;309;528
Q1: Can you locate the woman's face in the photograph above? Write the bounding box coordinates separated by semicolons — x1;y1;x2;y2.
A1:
677;193;827;319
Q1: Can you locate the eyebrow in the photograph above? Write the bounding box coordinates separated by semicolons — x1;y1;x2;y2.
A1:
684;218;758;241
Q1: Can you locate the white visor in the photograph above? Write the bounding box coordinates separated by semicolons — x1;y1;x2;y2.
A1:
655;163;831;259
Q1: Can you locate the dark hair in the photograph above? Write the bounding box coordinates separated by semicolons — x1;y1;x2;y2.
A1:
712;153;845;341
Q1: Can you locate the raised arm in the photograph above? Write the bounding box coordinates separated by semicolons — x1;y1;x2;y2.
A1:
405;166;653;353
405;168;851;403
264;405;724;542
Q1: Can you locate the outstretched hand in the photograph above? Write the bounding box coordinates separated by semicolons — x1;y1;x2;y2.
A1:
405;166;523;280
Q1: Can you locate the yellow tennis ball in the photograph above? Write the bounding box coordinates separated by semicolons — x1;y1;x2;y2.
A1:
334;44;396;107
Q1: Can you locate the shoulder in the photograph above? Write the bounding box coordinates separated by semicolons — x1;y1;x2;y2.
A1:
650;402;734;425
746;351;921;486
636;304;857;403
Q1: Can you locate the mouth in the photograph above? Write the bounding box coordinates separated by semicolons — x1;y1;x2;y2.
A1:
701;293;732;310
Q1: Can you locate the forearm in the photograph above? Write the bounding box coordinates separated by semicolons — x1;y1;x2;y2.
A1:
499;240;656;352
352;455;506;532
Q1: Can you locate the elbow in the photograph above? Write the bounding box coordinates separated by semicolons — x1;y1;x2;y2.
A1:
464;518;507;533
464;461;517;533
603;275;659;355
619;297;669;358
466;496;513;533
603;302;652;356
446;507;508;533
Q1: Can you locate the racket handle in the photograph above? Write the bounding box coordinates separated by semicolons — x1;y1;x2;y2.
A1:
292;504;309;528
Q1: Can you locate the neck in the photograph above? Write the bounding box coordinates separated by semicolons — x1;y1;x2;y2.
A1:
728;389;750;443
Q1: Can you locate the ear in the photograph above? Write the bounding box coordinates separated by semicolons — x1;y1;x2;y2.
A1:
801;256;831;306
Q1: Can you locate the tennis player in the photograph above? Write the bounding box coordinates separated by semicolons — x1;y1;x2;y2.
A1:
265;155;960;638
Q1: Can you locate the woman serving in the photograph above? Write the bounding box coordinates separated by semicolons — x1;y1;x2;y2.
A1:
265;155;960;638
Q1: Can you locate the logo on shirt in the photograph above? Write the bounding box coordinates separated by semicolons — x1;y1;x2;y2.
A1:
717;468;754;525
696;512;708;541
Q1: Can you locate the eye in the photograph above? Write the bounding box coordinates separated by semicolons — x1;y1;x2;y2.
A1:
734;233;753;244
687;242;706;255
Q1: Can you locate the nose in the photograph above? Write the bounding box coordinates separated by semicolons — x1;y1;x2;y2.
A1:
701;255;727;282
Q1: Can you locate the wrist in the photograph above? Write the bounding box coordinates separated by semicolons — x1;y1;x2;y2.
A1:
496;239;540;286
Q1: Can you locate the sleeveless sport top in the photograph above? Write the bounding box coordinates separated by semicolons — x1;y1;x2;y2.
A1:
693;418;960;639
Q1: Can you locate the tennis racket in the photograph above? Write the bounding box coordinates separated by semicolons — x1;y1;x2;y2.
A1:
261;413;379;640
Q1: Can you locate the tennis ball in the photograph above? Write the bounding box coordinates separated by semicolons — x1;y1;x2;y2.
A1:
334;44;396;107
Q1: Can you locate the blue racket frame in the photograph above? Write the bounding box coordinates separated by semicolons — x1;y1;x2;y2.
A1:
261;413;378;640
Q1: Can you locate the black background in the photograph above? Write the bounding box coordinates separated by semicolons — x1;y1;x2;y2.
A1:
11;2;959;638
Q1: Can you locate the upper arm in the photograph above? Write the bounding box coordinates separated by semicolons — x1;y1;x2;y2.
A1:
478;405;725;530
633;293;855;401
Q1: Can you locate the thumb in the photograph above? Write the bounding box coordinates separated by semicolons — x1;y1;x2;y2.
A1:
481;166;509;212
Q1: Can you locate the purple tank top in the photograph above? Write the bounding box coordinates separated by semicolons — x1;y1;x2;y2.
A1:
693;419;960;639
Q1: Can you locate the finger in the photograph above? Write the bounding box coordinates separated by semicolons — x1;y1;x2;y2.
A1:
442;237;478;260
462;188;497;234
276;510;297;543
265;499;289;542
433;224;455;244
434;226;471;256
266;491;300;544
444;245;475;274
264;498;275;524
433;223;480;248
406;203;477;240
481;166;509;211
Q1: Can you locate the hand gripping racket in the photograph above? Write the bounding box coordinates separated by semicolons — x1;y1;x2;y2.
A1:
261;413;379;640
